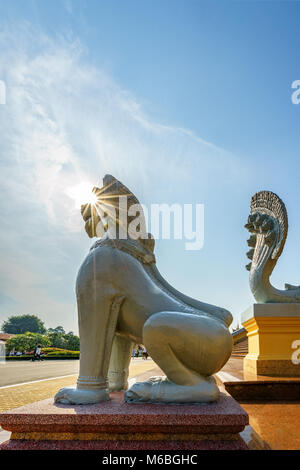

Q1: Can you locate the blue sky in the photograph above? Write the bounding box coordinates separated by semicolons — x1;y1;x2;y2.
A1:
0;0;300;333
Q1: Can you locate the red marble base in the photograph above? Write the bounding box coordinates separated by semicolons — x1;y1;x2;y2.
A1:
0;391;249;450
0;438;247;450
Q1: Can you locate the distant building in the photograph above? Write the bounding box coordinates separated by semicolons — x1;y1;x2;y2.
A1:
0;333;15;343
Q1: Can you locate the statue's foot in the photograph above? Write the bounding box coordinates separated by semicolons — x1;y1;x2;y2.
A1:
108;371;129;392
109;381;128;392
109;381;127;392
124;375;219;404
54;386;109;405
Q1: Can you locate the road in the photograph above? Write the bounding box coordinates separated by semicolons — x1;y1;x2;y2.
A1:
0;357;155;387
0;360;79;387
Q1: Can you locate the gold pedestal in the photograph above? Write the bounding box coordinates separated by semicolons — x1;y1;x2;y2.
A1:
242;304;300;377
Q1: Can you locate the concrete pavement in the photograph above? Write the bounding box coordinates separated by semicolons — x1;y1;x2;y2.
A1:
0;360;80;387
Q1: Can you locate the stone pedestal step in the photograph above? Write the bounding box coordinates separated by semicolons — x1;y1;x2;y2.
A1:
0;391;249;450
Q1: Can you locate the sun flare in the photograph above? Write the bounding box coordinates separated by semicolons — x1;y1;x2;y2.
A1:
66;182;98;209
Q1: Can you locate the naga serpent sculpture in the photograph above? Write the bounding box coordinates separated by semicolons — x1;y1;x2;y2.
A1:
245;190;300;303
55;175;233;405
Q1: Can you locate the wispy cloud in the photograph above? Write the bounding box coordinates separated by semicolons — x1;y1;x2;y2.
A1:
0;23;246;331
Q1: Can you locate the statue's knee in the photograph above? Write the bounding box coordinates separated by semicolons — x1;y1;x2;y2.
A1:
214;324;233;358
221;325;233;347
143;312;168;343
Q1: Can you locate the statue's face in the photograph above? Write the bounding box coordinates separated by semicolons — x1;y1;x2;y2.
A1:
80;175;144;239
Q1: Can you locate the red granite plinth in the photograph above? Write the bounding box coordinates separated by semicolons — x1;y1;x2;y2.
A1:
0;391;249;450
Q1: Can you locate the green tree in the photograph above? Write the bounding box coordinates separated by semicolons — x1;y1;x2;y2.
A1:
5;332;51;353
48;332;67;349
64;333;80;351
47;326;65;335
47;330;80;351
2;315;46;334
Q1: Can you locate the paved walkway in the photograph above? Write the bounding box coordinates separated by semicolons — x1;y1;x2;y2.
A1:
241;401;300;450
217;357;300;450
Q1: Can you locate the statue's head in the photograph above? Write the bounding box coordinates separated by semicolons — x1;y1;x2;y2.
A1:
81;175;154;252
244;191;288;272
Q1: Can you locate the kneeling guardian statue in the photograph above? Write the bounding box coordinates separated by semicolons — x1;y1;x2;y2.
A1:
55;175;233;405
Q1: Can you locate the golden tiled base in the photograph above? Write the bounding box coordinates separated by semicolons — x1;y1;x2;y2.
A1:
244;357;300;377
242;305;300;377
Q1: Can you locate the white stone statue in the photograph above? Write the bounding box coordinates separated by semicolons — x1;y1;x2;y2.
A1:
55;175;233;405
245;190;300;303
